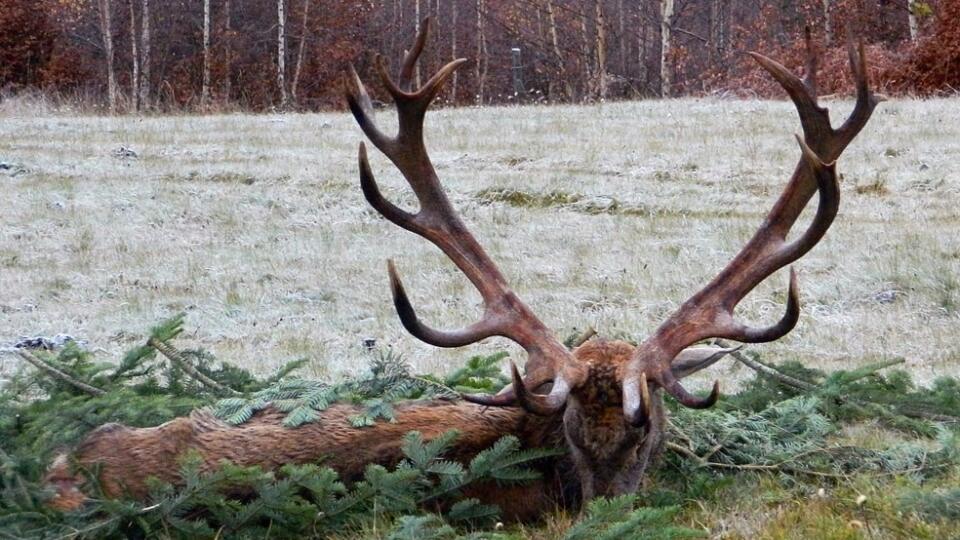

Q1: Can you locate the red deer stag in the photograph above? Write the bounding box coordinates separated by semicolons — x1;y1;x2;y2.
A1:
46;19;880;520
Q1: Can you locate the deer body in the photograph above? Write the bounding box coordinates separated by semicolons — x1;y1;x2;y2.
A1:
46;19;878;520
49;340;665;519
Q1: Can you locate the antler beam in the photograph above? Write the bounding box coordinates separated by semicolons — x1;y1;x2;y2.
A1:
346;18;586;413
623;33;882;421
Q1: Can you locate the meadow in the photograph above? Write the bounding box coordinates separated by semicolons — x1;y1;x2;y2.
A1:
2;97;958;389
2;97;960;538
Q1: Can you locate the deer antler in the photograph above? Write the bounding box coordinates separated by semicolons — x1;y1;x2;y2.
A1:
622;33;882;425
346;18;586;414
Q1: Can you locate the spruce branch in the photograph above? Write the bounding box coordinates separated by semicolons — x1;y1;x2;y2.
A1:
715;339;957;424
713;338;814;391
147;337;240;396
13;350;105;396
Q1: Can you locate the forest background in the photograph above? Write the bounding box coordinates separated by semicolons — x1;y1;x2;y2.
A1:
2;0;959;113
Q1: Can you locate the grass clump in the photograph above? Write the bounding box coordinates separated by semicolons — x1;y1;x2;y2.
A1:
475;187;584;208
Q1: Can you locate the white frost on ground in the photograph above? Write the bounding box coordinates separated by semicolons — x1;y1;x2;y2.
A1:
0;98;958;389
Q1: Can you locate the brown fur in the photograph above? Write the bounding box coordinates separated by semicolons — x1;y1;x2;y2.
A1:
46;339;663;520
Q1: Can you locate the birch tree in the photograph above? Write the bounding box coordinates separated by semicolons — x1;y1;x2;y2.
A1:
594;0;608;99
97;0;118;112
138;0;150;108
660;0;675;97
907;0;919;41
277;0;288;108
201;0;212;108
475;0;487;104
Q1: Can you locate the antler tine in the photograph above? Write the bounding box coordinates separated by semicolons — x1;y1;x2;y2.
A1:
399;19;431;91
345;66;392;153
836;36;886;150
348;17;585;414
387;259;500;347
623;33;879;420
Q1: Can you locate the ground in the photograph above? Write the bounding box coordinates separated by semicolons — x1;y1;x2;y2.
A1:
1;97;958;394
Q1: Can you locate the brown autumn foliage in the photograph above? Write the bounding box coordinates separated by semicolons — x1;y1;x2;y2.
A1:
0;0;56;92
886;0;960;94
0;0;955;111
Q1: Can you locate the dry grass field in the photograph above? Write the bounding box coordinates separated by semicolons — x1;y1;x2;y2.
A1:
1;97;958;391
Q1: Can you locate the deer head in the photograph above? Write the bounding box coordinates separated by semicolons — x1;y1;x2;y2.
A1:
345;20;880;500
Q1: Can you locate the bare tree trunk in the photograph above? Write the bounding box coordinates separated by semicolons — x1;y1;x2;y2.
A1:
201;0;212;108
129;0;140;111
546;0;571;100
451;0;458;102
823;0;833;45
97;0;118;112
390;0;401;64
907;0;918;41
660;0;675;98
638;17;648;94
223;0;232;102
292;0;311;104
139;0;150;109
414;0;422;88
594;0;608;100
277;0;288;108
476;0;487;104
709;0;730;69
618;0;627;77
579;6;592;99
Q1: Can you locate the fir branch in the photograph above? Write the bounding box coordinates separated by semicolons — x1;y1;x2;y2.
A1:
147;338;240;396
714;339;813;391
12;350;105;396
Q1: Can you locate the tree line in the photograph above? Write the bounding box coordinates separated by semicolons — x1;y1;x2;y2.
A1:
0;0;955;113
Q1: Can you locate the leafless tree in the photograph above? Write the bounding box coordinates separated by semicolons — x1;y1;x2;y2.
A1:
660;0;675;97
129;0;140;111
594;0;608;99
97;0;118;112
201;0;212;108
277;0;288;108
907;0;919;41
475;0;487;104
138;0;150;109
291;0;311;104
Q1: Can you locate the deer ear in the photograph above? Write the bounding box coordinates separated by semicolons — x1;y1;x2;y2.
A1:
671;346;741;379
